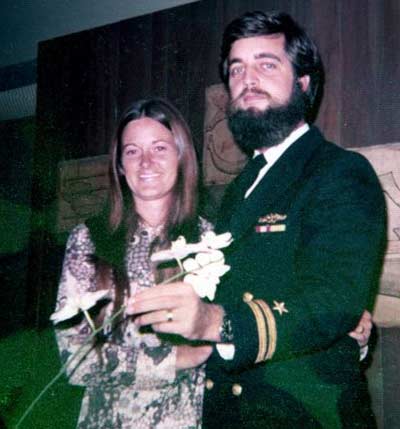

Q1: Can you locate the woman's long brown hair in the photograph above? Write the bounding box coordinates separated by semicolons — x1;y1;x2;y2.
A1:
87;98;200;332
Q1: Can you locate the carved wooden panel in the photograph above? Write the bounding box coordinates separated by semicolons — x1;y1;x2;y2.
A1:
351;143;400;326
57;155;109;237
202;84;248;185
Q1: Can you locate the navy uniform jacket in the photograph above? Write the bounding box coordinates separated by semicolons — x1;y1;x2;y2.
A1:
203;127;386;428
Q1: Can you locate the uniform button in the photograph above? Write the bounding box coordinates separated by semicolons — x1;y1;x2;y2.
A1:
205;379;214;390
232;383;242;396
242;292;254;303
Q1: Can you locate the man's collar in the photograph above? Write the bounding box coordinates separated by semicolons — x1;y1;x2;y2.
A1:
254;123;310;164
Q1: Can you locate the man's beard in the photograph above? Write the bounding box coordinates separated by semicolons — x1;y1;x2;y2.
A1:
227;82;308;154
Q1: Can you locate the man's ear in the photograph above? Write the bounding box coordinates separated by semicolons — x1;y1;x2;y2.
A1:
298;75;310;92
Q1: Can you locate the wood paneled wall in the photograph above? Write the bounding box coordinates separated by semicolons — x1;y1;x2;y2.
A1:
35;0;400;161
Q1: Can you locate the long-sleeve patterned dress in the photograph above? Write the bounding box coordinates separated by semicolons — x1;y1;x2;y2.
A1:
54;219;212;428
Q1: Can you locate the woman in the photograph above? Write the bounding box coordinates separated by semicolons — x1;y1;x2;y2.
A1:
54;98;211;428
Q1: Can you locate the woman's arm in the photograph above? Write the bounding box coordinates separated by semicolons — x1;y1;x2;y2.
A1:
54;225;137;387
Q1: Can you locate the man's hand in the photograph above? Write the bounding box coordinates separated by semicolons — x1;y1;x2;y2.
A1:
126;281;224;342
176;344;213;370
348;310;372;347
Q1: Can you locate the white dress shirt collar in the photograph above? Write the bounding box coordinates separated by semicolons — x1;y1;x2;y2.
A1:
256;123;310;165
245;123;310;198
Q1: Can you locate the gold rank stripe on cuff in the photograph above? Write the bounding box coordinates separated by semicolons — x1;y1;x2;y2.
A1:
246;300;267;363
246;299;277;363
255;299;277;360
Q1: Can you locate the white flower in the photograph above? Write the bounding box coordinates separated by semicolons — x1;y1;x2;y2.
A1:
19;272;114;428
185;250;230;276
185;273;218;301
200;231;233;249
150;231;232;300
50;272;110;324
183;250;230;301
151;231;233;263
150;236;204;262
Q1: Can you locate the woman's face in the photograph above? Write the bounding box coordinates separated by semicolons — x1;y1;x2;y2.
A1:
120;117;180;207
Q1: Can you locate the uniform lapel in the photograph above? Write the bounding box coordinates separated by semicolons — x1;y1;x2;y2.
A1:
216;156;261;233
228;127;325;239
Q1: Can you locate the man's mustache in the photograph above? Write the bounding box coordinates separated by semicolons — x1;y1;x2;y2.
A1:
230;87;271;106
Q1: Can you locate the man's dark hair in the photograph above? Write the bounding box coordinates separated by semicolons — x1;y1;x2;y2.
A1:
220;11;325;122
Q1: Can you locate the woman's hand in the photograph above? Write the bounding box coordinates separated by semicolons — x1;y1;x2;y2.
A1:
126;281;223;342
348;310;372;347
176;344;213;370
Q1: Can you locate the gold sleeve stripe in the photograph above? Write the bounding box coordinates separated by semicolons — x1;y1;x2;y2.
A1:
246;300;267;364
255;299;277;360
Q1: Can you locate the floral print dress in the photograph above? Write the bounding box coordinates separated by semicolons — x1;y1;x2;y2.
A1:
55;219;212;428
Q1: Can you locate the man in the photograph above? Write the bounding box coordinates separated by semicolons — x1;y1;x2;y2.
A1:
128;11;386;428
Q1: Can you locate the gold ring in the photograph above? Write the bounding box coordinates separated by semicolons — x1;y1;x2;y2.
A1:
166;310;174;322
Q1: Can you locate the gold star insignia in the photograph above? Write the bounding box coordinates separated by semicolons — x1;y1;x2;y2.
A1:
272;301;288;316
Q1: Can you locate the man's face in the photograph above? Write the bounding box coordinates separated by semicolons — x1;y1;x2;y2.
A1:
228;34;308;113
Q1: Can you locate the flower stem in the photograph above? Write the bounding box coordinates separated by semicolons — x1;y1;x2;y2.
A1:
83;309;96;332
15;307;125;428
160;256;226;285
160;269;187;285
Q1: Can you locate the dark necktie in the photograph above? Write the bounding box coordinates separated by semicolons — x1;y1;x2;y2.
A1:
236;154;267;199
228;154;267;234
217;154;267;233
